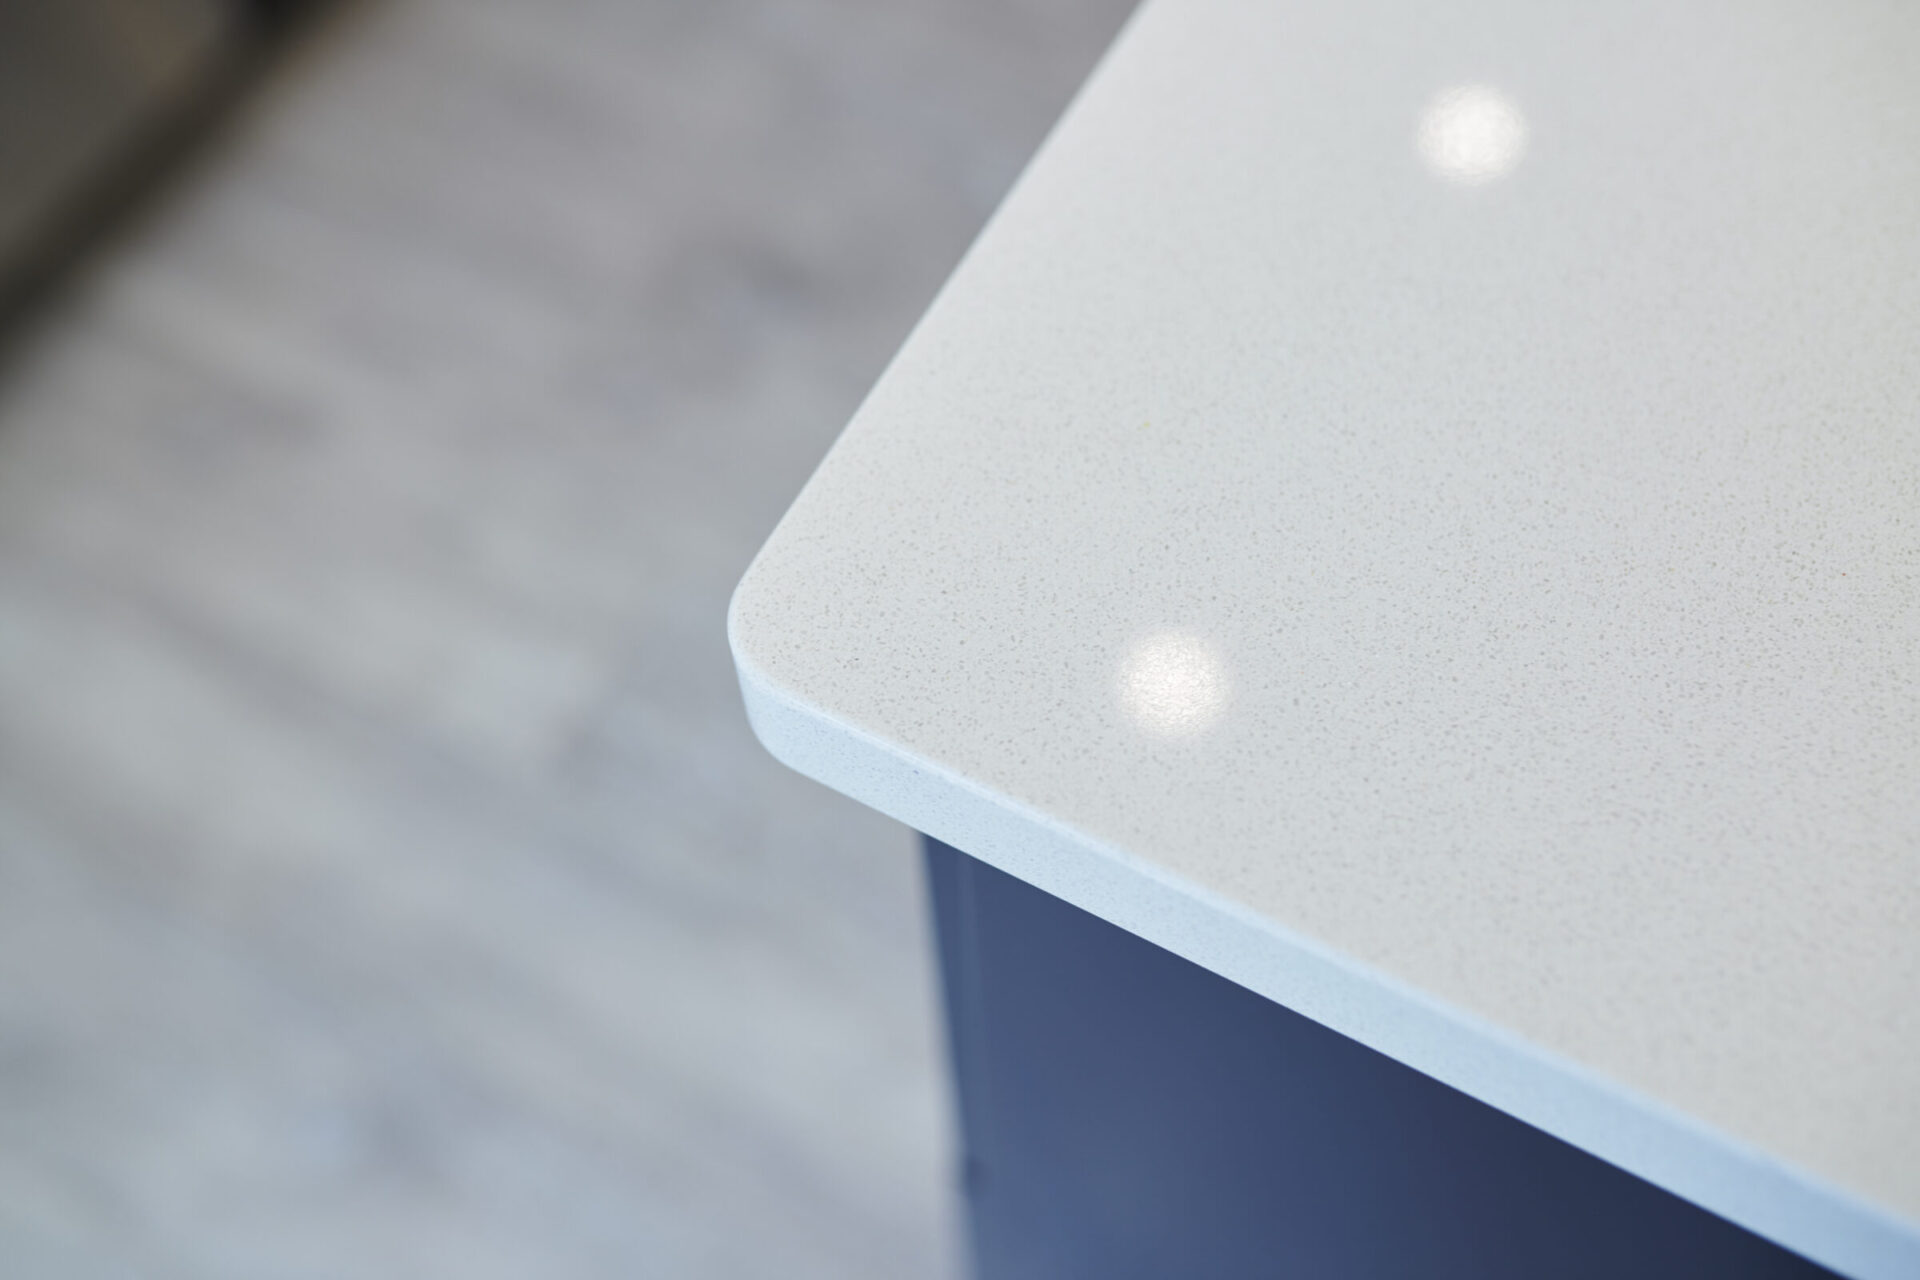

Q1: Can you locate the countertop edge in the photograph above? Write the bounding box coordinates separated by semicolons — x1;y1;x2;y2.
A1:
727;577;1920;1280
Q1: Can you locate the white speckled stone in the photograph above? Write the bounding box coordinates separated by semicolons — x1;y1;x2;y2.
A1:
730;0;1920;1273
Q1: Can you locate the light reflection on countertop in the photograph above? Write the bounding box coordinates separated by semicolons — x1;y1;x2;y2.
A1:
1417;84;1527;184
1118;631;1230;737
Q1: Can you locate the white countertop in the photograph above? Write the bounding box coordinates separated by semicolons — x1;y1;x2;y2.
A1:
728;0;1920;1273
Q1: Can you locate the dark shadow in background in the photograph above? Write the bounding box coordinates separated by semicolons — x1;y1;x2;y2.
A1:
0;0;333;334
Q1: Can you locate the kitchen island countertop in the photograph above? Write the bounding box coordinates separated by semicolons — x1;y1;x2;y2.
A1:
730;1;1920;1274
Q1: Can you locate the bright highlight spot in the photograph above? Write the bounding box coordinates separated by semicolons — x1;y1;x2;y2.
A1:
1417;84;1528;184
1118;632;1229;737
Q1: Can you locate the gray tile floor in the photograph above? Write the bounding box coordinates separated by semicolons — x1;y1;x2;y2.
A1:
0;2;1133;1275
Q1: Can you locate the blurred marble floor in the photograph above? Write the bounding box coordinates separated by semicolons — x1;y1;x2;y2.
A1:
0;1;1132;1276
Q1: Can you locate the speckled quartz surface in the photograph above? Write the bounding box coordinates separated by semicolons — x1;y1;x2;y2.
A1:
728;0;1920;1274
